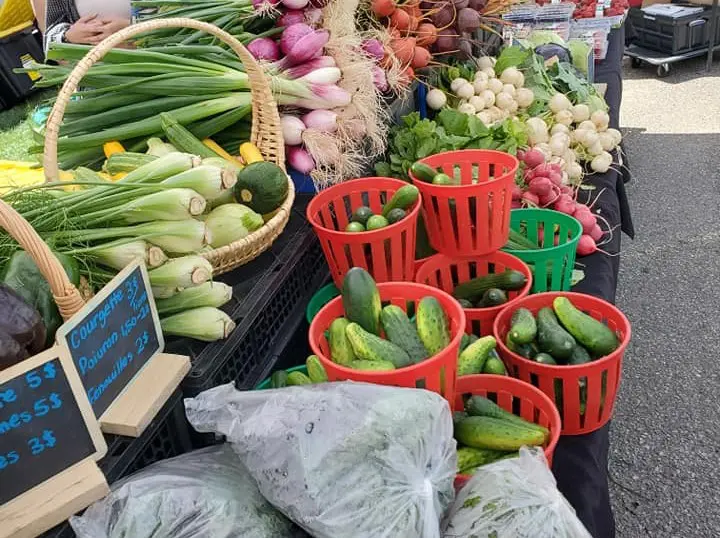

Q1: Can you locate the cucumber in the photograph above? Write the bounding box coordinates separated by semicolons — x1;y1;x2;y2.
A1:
465;396;549;437
351;206;373;226
287;371;313;386
345;322;412;368
454;416;546;451
457;335;496;376
348;359;395;371
453;269;528;302
382;185;419;217
345;222;365;232
459;333;471;352
505;228;539;250
509;308;537;344
386;208;406;224
415;213;436;259
432;173;453;185
409;161;437;183
342;267;382;335
478;288;507;307
457;299;474;308
505;334;538;359
568;345;591;416
534;352;557;365
457;446;510;474
568;344;592;365
537;307;576;360
553;296;620;357
482;356;507;375
270;370;288;388
306;355;328;383
328;317;356;366
416;296;451;356
380;305;427;364
366;214;389;230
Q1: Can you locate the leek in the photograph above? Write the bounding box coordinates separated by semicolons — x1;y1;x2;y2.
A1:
160;307;236;342
68;239;168;270
148;255;213;290
83;188;206;226
155;281;232;315
146;138;177;157
204;203;263;248
160;165;235;200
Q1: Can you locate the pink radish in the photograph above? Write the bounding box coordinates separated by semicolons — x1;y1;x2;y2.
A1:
523;148;545;168
539;186;561;207
554;194;576;215
589;224;604;242
529;176;553;196
511;200;523;209
524;168;537;182
522;191;539;206
574;209;597;234
560;185;574;196
547;170;562;186
548;163;563;175
517;149;526;162
512;184;524;200
577;234;597;256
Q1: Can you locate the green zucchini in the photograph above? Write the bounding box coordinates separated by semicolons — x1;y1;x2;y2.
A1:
234;161;289;214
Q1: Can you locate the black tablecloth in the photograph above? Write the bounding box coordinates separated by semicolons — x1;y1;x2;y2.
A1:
550;26;632;538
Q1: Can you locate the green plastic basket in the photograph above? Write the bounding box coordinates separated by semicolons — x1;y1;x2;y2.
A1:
306;283;340;324
503;209;582;293
255;365;308;390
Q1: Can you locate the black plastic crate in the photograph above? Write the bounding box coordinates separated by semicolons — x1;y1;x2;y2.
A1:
629;6;713;54
0;24;43;105
40;389;193;538
167;194;328;397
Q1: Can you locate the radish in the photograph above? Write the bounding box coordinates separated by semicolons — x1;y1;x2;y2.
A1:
511;200;523;209
512;184;524;200
589;224;604;242
539;186;561;207
529;176;553;196
517;149;526;162
547;170;562;186
554;194;576;215
521;191;539;206
574;208;597;234
522;148;545;168
577;235;597;256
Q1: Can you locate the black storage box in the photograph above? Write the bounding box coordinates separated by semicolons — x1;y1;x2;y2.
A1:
0;24;43;107
629;6;715;54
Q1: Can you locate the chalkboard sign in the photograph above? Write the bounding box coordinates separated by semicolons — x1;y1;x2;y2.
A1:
0;347;106;507
57;261;164;418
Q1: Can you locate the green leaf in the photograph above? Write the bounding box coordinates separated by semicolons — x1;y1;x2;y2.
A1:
437;109;469;137
494;46;532;76
375;161;391;177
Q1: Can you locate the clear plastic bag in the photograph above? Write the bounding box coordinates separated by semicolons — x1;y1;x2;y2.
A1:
443;447;592;538
185;382;457;538
70;445;300;538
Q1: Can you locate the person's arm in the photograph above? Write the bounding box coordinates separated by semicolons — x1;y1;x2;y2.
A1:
31;0;46;33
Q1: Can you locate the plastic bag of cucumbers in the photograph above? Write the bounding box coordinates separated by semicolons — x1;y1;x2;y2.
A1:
443;447;592;538
70;445;301;538
185;382;457;538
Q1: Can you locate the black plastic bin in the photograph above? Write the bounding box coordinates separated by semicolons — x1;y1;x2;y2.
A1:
166;194;328;398
0;24;43;107
40;389;193;538
629;6;715;54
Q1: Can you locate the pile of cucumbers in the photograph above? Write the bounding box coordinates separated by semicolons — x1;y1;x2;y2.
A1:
344;185;419;232
457;334;507;376
326;267;454;371
268;355;329;388
454;395;550;475
505;296;620;413
452;269;528;309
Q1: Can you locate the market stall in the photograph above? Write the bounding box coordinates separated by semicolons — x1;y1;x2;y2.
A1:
0;1;636;536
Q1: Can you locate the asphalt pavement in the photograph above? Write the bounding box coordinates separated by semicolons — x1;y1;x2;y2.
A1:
610;53;720;537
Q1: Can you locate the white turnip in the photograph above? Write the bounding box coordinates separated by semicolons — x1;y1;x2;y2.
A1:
555;110;573;126
587;141;604;157
458;102;476;115
481;66;496;79
567;162;583;181
495;92;515;111
551;123;569;136
606;128;622;146
549;133;570;156
598;131;615;152
501;83;516;97
516;87;534;108
578;120;596;132
456;82;475;99
476;110;493;125
426;88;447;110
526;117;549;145
480;89;496;108
487;78;503;94
571;104;590;123
591;151;613;173
473;78;488;94
469;95;486;111
591;110;610;130
450;77;469;93
549;93;572;113
477;56;494;70
500;67;522;86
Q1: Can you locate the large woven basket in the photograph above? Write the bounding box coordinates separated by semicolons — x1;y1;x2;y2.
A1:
43;18;294;275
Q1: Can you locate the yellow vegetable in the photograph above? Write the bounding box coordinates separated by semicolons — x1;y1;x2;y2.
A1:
111;172;128;181
203;138;236;162
239;142;263;164
103;141;125;158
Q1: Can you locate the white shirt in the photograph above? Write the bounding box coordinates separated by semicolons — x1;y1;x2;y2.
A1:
75;0;131;18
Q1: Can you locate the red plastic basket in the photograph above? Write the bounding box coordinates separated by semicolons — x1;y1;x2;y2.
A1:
493;292;631;435
306;177;421;288
415;252;532;337
409;150;518;257
308;282;466;402
453;374;561;486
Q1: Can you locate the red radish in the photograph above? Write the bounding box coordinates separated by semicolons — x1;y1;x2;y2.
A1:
511;200;523;209
548;163;563;175
524;168;536;182
512;184;524;200
517;149;526;162
523;148;545;168
554;194;576;215
529;176;552;196
574;208;597;234
391;37;417;64
371;0;396;17
577;235;597;256
411;46;431;68
547;170;562;186
589;224;604;242
539;186;561;207
522;191;539;206
560;184;574;196
390;8;412;31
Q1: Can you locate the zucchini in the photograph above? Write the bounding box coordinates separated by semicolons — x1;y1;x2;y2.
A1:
509;308;537;345
341;267;382;335
160;112;218;159
382;185;419;217
457;335;496;376
328;317;356;366
553;297;620;357
345;322;412;368
409;161;437;182
270;370;288;388
234;161;289;214
537;307;576;360
380;305;427;364
453;269;528;302
465;396;549;437
454;416;546;451
306;355;328;383
104;152;157;175
416;296;451;356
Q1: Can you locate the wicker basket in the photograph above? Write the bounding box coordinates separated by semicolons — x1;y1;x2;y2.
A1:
43;18;295;275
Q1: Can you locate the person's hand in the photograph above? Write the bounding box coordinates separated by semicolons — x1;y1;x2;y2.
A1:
96;16;131;40
64;14;105;45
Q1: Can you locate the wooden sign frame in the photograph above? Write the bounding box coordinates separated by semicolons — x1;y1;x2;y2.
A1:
0;346;109;538
57;260;190;437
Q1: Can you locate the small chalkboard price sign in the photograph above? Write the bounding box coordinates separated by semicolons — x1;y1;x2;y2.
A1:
0;346;108;538
57;260;190;437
